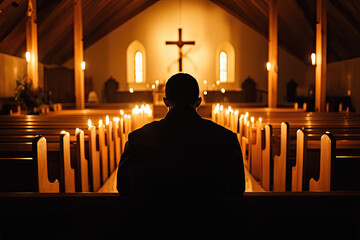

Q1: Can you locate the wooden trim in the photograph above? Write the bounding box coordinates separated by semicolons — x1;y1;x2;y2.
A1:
33;136;59;193
292;129;307;191
76;129;89;192
60;132;76;192
273;122;289;191
261;124;272;191
310;133;334;191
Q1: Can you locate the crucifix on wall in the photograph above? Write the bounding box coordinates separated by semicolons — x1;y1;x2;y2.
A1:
165;28;195;72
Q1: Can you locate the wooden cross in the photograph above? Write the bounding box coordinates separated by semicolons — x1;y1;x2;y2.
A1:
165;28;195;72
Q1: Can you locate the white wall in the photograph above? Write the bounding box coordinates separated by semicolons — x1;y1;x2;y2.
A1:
0;52;44;99
0;53;27;98
79;0;307;102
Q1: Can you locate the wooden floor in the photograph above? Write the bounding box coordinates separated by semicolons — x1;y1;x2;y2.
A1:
97;166;265;193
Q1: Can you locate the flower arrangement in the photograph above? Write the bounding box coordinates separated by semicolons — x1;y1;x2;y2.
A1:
14;76;52;114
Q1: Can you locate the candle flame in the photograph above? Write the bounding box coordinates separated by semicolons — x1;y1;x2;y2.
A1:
251;117;254;122
120;109;124;115
99;119;103;127
106;115;110;125
88;119;92;128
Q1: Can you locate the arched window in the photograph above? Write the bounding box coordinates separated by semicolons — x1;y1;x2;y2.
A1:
135;51;143;83
216;42;235;83
127;40;146;84
219;51;228;82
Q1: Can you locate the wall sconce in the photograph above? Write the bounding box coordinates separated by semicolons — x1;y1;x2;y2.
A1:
81;61;86;70
311;53;316;66
25;52;31;63
266;62;271;71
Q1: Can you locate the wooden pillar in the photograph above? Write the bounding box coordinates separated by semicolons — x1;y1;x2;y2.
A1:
315;0;327;112
74;0;85;109
26;0;39;88
268;0;278;108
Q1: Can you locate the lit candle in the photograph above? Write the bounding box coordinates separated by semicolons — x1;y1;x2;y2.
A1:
251;117;255;128
258;117;262;129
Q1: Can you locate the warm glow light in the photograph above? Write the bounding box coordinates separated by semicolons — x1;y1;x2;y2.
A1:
155;80;159;85
251;117;254;123
259;117;262;122
220;51;228;82
311;53;316;66
105;115;110;125
120;109;124;115
347;90;351;96
60;130;69;136
81;61;86;70
99;120;103;127
76;128;80;132
216;80;220;85
135;51;143;83
88;119;92;128
266;62;271;71
129;88;134;93
203;80;207;85
151;84;156;89
25;52;31;62
203;90;208;95
221;88;225;93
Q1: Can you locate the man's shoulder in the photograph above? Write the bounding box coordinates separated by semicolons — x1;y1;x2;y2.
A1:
128;119;162;139
199;118;237;138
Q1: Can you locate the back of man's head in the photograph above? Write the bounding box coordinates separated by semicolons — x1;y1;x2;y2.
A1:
165;73;199;106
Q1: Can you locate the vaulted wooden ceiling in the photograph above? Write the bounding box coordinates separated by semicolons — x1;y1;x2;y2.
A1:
0;0;359;65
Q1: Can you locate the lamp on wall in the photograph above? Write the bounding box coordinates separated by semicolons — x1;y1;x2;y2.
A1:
311;53;316;66
81;61;86;70
266;61;271;71
25;52;31;63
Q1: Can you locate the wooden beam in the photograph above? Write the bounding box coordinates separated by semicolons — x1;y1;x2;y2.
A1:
73;0;85;109
315;0;327;112
268;0;278;108
26;0;39;88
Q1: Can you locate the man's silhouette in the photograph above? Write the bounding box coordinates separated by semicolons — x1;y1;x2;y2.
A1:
117;73;245;239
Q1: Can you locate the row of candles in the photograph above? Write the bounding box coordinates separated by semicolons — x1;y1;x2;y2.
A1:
212;103;263;140
86;104;153;148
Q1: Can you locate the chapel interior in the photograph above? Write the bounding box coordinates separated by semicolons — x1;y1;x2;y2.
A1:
0;0;359;238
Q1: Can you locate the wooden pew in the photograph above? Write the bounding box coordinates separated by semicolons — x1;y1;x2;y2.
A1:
0;192;358;239
0;136;60;192
237;110;360;191
0;132;83;192
293;130;360;191
0;107;151;192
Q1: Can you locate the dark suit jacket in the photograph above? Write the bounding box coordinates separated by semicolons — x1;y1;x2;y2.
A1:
117;105;245;196
117;106;245;239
